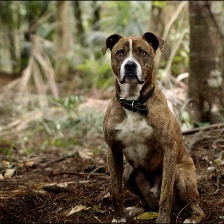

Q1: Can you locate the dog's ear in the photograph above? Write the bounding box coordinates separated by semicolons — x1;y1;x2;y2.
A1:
102;34;123;55
142;32;165;52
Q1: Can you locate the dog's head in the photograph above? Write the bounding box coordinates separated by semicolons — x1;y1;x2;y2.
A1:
102;32;164;86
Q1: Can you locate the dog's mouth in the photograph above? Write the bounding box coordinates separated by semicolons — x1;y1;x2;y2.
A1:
119;75;145;85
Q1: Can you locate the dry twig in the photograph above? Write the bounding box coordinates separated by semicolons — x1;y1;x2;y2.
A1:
182;122;224;135
40;151;79;169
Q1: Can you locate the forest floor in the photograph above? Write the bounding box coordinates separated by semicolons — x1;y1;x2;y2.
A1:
0;95;224;224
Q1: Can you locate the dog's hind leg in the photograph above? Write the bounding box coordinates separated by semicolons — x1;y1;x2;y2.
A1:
123;163;147;217
175;157;204;223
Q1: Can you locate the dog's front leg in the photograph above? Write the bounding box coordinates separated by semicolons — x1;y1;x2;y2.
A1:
156;145;177;223
108;148;126;223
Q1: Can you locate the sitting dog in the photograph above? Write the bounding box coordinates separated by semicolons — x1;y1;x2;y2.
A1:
102;32;204;223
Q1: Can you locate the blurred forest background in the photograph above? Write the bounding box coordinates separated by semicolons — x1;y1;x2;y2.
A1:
0;1;224;163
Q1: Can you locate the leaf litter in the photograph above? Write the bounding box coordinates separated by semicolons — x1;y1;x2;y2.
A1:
0;95;223;223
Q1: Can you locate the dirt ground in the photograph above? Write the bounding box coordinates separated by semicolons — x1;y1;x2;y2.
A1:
0;124;224;224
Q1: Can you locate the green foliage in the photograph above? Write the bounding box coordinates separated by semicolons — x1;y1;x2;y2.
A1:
37;22;56;40
0;139;14;156
38;108;104;151
24;1;50;24
77;57;113;90
195;122;210;128
50;95;86;112
0;93;105;155
24;148;33;156
0;1;18;29
172;33;190;75
96;1;151;36
153;1;167;8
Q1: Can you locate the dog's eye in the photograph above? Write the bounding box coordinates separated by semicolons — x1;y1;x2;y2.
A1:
116;49;125;57
140;51;148;57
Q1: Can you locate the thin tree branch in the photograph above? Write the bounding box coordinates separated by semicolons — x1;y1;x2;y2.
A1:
182;122;224;135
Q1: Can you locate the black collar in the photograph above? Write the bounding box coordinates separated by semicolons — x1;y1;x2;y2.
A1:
116;85;155;115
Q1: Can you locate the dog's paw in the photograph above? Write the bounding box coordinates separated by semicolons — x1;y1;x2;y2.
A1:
183;219;196;223
126;205;145;218
112;217;126;223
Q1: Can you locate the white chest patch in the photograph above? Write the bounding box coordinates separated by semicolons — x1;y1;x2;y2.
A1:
116;109;153;168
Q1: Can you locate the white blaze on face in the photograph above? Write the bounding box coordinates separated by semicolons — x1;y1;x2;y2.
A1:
117;39;144;100
119;39;143;83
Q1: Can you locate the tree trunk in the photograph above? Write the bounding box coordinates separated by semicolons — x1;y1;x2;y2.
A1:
72;1;85;45
0;2;22;73
188;1;224;125
55;1;72;82
148;2;164;37
91;1;101;31
8;31;18;72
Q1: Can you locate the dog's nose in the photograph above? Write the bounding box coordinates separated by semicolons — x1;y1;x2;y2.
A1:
125;61;137;72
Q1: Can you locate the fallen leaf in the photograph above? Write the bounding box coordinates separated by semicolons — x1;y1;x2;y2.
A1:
66;204;90;216
4;168;16;179
135;212;158;220
17;163;24;168
79;180;90;184
1;160;10;167
98;192;110;202
214;152;224;167
57;182;68;188
78;148;93;160
42;182;69;194
0;173;4;180
24;157;45;168
25;161;36;167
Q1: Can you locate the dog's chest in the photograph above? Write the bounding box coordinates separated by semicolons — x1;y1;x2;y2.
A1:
115;110;153;167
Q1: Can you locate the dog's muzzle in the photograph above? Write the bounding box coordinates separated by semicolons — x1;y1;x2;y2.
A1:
119;61;144;84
